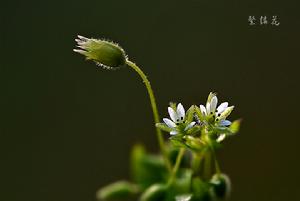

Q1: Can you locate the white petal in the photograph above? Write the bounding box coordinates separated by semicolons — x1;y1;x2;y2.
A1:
206;102;211;115
170;130;178;135
200;105;207;115
163;118;176;128
168;107;178;122
219;120;231;126
184;121;196;131
217;134;226;142
210;96;218;113
176;103;185;121
216;102;228;113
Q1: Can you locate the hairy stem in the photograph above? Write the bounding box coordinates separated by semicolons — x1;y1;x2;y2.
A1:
126;60;171;171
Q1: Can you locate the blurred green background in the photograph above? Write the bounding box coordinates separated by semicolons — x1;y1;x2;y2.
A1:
2;0;300;201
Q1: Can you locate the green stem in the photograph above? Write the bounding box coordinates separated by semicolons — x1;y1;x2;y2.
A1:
168;148;185;186
126;60;171;171
192;149;206;175
212;148;221;175
203;151;211;180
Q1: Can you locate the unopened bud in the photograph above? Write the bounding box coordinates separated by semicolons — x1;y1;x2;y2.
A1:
74;35;127;69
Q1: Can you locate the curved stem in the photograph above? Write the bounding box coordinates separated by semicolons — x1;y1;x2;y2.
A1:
126;60;171;171
168;148;185;186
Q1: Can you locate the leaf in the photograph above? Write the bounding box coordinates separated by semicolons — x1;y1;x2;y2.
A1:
173;169;193;194
139;184;168;201
229;119;242;135
191;177;211;201
130;144;167;190
194;106;205;121
175;194;193;201
185;105;195;123
96;180;139;200
156;123;173;133
210;174;231;200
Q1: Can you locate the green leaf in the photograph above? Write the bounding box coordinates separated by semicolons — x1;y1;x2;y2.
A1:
185;105;195;123
186;126;201;135
194;106;205;121
191;177;211;201
130;144;167;190
210;174;231;200
173;169;193;194
96;180;139;200
140;184;168;201
175;194;193;201
229;119;242;134
156;123;173;133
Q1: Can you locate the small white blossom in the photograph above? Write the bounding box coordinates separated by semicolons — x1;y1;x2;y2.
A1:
199;93;234;126
163;103;196;135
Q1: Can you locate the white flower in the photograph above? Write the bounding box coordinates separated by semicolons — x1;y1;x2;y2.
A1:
163;103;196;135
199;92;234;126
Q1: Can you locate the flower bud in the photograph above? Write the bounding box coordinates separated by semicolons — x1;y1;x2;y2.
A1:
219;106;234;120
210;174;231;200
74;35;127;69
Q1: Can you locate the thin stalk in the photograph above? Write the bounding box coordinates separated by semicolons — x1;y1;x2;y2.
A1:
168;148;185;186
212;148;221;175
203;151;211;180
192;149;206;175
126;60;171;171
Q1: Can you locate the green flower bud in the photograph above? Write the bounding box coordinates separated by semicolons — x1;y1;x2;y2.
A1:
219;106;234;120
74;35;127;69
140;184;168;201
210;174;231;200
96;180;139;200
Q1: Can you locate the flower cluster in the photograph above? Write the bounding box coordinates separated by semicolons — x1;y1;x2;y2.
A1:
74;35;241;201
156;92;240;151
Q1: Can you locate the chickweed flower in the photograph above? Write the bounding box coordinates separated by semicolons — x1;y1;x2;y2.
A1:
159;103;196;135
74;35;127;69
199;92;234;127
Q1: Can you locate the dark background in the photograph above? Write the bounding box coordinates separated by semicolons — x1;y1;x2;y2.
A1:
2;0;300;201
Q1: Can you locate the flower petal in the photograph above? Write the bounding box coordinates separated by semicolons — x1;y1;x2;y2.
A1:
176;103;185;121
210;96;218;113
200;105;207;115
206;102;211;115
216;102;228;113
219;120;231;126
170;130;178;135
185;121;196;131
168;107;178;122
217;134;226;142
163;118;176;128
